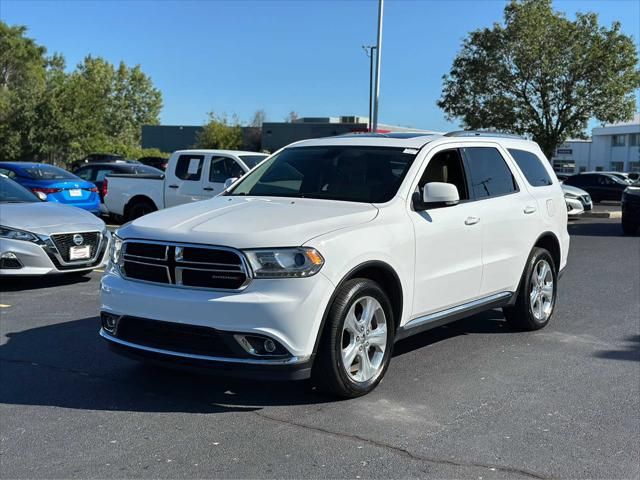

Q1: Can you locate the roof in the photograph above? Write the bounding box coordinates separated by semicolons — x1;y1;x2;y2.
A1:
173;149;267;156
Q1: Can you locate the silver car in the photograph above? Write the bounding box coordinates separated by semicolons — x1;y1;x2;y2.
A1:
562;183;593;217
0;175;110;276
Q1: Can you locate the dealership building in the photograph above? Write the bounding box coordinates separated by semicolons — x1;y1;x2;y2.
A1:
551;114;640;174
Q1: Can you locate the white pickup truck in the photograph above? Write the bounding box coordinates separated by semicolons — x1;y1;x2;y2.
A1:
104;149;268;220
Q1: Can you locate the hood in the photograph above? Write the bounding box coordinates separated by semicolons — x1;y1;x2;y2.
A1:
624;186;640;197
0;202;105;235
118;196;379;248
561;184;589;197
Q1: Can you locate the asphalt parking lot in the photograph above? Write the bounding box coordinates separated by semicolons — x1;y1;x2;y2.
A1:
0;218;638;479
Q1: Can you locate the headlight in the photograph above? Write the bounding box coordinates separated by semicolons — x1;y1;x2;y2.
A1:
0;225;40;243
244;247;324;278
109;234;123;266
564;192;578;199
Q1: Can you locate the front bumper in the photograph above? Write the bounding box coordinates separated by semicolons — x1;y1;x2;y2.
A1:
0;233;109;276
100;270;336;372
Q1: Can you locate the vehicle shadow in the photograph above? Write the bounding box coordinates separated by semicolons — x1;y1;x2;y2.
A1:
568;221;627;237
0;310;510;413
594;334;640;362
0;273;93;292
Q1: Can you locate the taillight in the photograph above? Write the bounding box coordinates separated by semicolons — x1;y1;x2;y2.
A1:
102;178;108;198
31;187;62;194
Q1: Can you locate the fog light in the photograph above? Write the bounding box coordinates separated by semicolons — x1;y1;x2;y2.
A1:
264;339;276;353
0;252;22;269
101;312;120;334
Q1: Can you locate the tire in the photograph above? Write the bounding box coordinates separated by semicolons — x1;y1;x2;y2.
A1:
126;199;156;221
313;278;395;398
503;247;557;331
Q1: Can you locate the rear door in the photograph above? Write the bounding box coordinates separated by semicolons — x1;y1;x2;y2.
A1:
461;145;540;296
202;155;247;198
164;154;206;207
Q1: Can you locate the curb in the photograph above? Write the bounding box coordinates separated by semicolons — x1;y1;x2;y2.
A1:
583;211;622;219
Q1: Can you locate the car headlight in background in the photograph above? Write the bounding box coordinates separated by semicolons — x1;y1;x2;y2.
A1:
244;247;324;278
0;226;41;243
564;192;577;199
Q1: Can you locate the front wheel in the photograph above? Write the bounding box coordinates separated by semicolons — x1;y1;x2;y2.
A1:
503;247;557;331
313;278;394;398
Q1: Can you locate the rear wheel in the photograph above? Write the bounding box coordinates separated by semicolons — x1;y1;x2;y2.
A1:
126;199;156;221
313;278;394;398
503;247;557;331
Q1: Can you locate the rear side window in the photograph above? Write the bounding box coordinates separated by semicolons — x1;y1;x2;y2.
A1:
508;149;552;187
463;147;518;199
174;155;204;181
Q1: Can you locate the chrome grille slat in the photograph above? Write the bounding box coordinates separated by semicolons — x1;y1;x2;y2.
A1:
121;240;249;291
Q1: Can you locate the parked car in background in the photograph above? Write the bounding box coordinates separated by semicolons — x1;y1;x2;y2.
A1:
0;175;109;276
621;186;640;235
69;153;127;170
586;171;635;185
73;162;163;214
100;132;569;397
563;173;628;202
555;173;570;182
0;162;101;214
104;149;269;220
627;172;639;182
137;156;169;170
562;184;592;217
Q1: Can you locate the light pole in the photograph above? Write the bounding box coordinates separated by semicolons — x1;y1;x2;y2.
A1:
362;45;377;132
372;0;384;132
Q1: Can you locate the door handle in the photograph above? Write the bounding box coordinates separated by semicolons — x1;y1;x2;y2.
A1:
464;216;480;226
168;184;179;189
524;205;537;214
203;187;214;191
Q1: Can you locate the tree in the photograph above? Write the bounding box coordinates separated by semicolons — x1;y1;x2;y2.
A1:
285;111;299;123
251;109;266;127
196;112;243;150
438;0;640;159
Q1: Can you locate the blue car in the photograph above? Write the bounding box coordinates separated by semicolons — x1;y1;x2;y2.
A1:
0;162;101;214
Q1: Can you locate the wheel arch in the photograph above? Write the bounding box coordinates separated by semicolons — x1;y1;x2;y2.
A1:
533;231;561;272
312;260;404;356
124;195;158;219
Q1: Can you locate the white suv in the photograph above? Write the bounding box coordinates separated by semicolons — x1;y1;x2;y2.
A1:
100;132;569;397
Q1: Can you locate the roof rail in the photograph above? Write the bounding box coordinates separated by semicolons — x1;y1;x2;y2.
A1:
444;130;524;140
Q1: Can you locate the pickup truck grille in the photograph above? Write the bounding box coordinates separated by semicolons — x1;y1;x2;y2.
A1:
121;241;249;290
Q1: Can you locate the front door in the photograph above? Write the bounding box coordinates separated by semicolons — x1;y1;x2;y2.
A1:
409;147;483;318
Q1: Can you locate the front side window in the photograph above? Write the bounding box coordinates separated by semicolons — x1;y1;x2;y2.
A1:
174;155;204;181
418;149;469;200
508;149;553;187
228;146;416;203
210;157;244;183
463;147;518;199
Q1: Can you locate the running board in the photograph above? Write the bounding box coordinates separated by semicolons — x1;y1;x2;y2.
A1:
395;291;513;341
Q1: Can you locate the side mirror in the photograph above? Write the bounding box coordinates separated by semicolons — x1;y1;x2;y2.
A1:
413;182;460;210
224;177;239;189
35;191;48;201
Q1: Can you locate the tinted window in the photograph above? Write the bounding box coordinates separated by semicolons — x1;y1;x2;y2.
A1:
0;167;17;179
174;155;204;181
419;149;469;200
508;149;552;187
210;157;244;183
132;165;163;175
23;164;77;180
74;167;94;181
463;147;518;199
239;155;268;169
229;146;416;203
0;176;38;203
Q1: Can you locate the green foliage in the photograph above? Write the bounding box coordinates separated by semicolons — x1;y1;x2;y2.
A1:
438;0;640;158
0;21;163;166
196;112;243;150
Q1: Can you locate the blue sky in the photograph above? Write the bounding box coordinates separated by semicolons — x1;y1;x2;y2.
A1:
2;0;639;131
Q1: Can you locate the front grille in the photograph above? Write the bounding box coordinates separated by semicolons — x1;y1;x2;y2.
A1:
115;316;236;357
121;241;249;290
50;232;100;262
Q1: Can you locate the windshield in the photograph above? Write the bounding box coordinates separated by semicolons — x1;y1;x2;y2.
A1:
228;146;416;203
23;164;77;180
608;174;627;185
0;176;39;203
239;154;268;169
